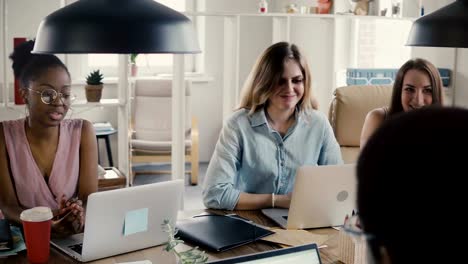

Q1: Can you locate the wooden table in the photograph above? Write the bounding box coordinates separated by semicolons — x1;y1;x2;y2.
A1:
1;210;341;264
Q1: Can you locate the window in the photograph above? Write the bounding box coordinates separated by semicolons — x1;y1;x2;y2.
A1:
352;19;412;68
85;0;199;78
334;18;412;88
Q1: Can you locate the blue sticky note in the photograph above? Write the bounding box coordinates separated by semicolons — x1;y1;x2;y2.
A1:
124;208;148;236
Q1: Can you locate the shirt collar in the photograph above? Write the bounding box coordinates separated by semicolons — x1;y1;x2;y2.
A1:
249;108;268;127
249;107;302;128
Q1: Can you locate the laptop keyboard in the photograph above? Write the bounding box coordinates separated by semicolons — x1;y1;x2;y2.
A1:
69;243;83;255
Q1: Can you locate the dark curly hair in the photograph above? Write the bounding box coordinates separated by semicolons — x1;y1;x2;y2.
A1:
357;106;467;263
9;39;70;90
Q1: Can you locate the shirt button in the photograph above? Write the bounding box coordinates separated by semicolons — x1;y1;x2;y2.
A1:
279;143;283;147
281;162;284;166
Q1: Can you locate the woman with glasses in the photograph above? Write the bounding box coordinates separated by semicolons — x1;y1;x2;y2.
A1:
0;40;98;235
203;42;342;210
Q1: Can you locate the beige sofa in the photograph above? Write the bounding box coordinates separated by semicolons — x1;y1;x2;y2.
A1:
328;85;393;163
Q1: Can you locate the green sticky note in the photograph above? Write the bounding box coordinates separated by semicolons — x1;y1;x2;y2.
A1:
124;208;148;236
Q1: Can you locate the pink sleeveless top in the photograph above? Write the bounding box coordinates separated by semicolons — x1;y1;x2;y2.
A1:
2;118;83;210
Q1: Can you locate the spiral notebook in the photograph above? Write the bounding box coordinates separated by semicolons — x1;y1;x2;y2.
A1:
176;214;274;252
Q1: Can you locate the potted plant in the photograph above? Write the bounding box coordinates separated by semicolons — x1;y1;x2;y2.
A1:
85;69;104;102
130;53;138;77
162;219;208;264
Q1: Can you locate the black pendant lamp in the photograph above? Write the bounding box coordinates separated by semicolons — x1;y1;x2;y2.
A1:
407;0;468;48
33;0;200;54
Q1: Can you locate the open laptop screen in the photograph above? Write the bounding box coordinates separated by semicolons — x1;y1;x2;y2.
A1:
208;244;321;264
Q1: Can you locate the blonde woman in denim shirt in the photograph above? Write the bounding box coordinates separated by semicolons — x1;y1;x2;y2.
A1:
203;42;343;210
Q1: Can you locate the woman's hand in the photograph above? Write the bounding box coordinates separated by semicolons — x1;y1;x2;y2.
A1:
52;196;85;236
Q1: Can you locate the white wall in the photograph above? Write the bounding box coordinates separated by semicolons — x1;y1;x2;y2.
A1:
200;0;271;161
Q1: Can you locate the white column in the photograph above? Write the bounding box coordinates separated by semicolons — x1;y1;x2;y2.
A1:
172;54;185;181
117;55;130;185
194;0;206;73
272;16;290;44
222;16;240;121
2;0;7;107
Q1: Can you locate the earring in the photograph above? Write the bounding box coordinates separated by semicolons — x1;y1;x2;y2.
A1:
23;105;29;118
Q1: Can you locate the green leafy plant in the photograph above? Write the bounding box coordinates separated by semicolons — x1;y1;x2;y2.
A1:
130;53;138;64
86;69;104;85
162;219;208;264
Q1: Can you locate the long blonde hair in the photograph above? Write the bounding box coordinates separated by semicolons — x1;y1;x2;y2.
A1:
238;42;317;115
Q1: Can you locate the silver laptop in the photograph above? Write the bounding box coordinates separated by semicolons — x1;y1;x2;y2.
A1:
208;243;321;263
262;164;356;229
51;180;184;262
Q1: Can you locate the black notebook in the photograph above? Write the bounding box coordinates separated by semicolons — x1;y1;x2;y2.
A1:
176;214;274;252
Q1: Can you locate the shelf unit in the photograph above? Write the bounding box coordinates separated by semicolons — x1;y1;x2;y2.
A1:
4;99;122;110
183;11;417;121
1;3;440;184
185;11;415;21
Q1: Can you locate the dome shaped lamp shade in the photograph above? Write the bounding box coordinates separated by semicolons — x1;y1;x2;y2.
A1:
407;0;468;48
33;0;200;54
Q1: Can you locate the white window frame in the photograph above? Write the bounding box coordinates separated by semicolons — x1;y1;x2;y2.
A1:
350;18;412;69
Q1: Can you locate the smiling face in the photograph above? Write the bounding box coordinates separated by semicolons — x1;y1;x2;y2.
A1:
267;59;304;113
22;66;72;127
401;69;433;112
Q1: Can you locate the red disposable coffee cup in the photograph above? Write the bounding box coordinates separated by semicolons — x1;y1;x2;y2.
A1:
20;207;53;264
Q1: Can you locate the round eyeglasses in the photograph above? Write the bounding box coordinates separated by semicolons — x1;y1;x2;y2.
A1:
28;88;76;105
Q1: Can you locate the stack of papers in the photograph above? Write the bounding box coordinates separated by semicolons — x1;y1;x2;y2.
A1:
260;228;329;247
93;122;114;132
0;226;26;257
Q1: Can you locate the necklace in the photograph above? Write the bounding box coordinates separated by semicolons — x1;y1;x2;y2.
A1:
265;109;296;135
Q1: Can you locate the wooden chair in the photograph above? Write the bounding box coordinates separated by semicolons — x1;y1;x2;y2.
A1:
129;79;199;185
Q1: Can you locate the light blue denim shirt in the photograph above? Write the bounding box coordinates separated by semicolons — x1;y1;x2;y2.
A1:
202;108;343;210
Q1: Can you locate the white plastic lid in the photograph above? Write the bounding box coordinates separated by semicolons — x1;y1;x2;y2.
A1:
20;207;53;222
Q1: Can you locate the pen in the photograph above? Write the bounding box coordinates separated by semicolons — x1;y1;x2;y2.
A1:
66;197;79;207
54;196;79;220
